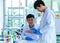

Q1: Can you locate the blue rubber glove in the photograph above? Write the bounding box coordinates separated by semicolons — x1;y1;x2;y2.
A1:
25;37;33;41
30;28;41;35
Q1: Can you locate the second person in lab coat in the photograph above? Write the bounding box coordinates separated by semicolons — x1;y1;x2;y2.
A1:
34;0;56;43
22;14;41;41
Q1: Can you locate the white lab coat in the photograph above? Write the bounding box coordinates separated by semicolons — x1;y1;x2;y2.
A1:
39;8;56;43
21;24;40;41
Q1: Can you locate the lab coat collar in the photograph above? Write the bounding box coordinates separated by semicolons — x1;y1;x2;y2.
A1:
43;8;49;16
27;23;37;29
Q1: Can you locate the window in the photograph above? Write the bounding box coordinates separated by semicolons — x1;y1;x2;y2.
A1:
12;0;19;7
5;0;26;29
44;0;51;9
0;0;3;35
5;0;36;29
19;0;26;7
52;0;60;14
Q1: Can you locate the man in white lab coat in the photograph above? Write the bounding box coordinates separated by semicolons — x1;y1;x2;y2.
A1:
34;0;56;43
22;14;41;41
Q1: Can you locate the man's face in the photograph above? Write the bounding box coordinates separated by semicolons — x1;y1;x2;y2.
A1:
27;17;34;25
36;4;44;12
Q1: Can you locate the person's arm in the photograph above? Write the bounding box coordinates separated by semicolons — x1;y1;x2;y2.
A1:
40;12;55;34
25;37;33;41
30;28;41;35
22;30;34;40
26;30;34;34
21;25;33;40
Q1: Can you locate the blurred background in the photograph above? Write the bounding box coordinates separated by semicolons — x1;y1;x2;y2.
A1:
0;0;60;43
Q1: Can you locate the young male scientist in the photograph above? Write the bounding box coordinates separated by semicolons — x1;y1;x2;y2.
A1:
34;0;56;43
21;14;41;41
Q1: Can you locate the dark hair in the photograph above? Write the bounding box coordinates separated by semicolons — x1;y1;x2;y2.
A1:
34;0;45;9
26;14;35;20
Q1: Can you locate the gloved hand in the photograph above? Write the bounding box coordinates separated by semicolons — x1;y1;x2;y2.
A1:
30;28;41;35
25;37;33;41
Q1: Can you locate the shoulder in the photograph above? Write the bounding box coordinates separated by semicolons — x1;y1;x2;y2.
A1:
47;8;55;15
22;24;28;28
34;24;40;29
22;24;30;31
46;8;55;17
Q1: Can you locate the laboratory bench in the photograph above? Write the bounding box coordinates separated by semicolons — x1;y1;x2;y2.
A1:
0;35;60;43
1;29;60;43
